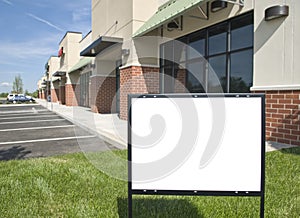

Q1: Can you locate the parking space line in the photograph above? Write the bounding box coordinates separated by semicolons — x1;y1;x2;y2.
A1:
0;135;96;145
0;114;60;120
0;119;65;125
0;125;75;132
0;109;49;115
0;112;55;118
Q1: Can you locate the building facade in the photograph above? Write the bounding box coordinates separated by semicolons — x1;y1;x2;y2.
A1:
52;32;82;106
38;0;299;147
81;0;299;146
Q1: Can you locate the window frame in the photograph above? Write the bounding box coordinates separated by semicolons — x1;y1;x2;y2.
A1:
160;11;254;94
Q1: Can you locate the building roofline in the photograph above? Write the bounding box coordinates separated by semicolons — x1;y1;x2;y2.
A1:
80;30;92;43
59;31;82;45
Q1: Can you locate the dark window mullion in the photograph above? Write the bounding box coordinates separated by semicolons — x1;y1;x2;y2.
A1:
205;29;209;92
226;21;231;93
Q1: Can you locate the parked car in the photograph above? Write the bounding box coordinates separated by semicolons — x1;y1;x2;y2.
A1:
8;94;35;103
6;94;16;101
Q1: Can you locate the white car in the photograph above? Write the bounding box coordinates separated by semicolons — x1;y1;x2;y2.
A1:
7;94;16;101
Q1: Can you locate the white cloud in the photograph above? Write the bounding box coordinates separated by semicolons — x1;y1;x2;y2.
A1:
0;36;58;60
72;8;90;22
27;13;64;32
0;82;12;87
1;0;13;6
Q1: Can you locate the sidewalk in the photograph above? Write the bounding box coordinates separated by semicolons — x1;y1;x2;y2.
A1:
36;99;296;152
36;99;127;149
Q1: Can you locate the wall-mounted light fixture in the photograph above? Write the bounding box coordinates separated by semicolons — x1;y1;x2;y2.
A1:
265;5;289;21
167;16;183;31
167;21;179;29
121;49;130;56
211;0;244;13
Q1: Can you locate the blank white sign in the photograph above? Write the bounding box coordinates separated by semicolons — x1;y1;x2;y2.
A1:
130;96;263;192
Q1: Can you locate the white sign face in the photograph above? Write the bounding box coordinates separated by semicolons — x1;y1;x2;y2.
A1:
130;96;263;192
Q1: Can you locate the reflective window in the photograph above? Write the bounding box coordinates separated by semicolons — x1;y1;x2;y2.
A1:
209;24;227;55
161;66;174;93
174;40;187;64
187;60;206;93
161;41;173;66
208;55;227;92
230;49;253;92
188;32;206;59
160;12;253;94
231;15;253;50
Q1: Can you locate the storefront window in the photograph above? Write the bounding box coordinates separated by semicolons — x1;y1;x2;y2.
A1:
209;24;228;56
208;55;227;92
231;16;253;51
230;49;253;92
160;12;253;94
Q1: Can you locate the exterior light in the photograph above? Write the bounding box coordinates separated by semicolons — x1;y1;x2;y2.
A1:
211;1;227;12
121;49;130;56
265;5;289;21
211;0;244;13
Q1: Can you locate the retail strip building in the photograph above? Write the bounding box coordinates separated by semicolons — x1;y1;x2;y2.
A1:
39;0;300;147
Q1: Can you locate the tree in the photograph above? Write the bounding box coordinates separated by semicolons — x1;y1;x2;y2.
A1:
31;90;39;98
12;75;23;94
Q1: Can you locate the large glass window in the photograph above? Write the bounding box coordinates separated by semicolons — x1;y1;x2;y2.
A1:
160;12;253;93
208;55;227;92
80;71;91;107
231;16;253;50
208;23;228;56
230;49;253;92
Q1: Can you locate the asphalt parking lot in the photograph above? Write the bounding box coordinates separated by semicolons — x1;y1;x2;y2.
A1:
0;104;114;161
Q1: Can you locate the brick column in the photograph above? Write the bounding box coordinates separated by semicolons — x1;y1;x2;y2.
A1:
120;66;160;120
51;88;59;102
41;90;45;99
253;90;300;146
65;84;78;106
90;75;116;114
174;69;187;93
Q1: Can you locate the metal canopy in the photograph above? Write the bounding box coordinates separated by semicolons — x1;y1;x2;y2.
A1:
68;57;93;74
133;0;205;37
80;36;123;57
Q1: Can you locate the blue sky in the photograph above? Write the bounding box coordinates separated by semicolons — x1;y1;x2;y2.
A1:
0;0;91;93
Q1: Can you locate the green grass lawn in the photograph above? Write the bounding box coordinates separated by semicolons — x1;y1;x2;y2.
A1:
0;147;299;217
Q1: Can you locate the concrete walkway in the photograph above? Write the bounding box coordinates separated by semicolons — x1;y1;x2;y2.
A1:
36;99;127;149
36;99;297;152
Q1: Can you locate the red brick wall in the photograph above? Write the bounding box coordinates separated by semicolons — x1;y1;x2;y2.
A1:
174;69;187;93
90;76;116;114
51;89;59;102
65;84;79;106
254;90;300;146
120;66;160;120
40;91;45;99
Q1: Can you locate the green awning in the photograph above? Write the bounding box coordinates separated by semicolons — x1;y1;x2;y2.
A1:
133;0;205;37
69;57;93;74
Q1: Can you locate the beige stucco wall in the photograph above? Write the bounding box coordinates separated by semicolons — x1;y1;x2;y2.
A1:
59;32;82;84
91;0;159;40
47;56;60;89
252;0;300;90
80;31;92;52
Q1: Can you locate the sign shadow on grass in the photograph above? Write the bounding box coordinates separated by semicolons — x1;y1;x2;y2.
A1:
117;197;203;218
